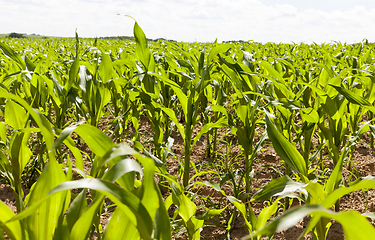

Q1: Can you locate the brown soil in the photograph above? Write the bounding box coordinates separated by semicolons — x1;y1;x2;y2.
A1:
2;117;375;240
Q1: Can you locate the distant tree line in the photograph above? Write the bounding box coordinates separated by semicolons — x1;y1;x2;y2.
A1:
8;32;25;38
6;33;178;42
153;38;177;43
97;36;176;42
98;36;134;40
222;40;247;43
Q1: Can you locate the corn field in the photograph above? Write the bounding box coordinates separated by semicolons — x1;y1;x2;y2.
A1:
1;21;375;240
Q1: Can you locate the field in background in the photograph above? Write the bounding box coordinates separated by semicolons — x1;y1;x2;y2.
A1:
1;22;375;240
0;33;58;39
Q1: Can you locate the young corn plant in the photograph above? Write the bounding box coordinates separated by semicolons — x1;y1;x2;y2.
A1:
1;119;171;240
0;99;32;212
129;19;172;161
256;112;373;239
203;79;228;158
218;52;270;196
0;92;69;240
154;44;231;188
250;165;375;240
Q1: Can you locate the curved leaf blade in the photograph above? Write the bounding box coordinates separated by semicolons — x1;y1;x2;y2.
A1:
265;116;307;179
49;178;153;240
247;205;375;240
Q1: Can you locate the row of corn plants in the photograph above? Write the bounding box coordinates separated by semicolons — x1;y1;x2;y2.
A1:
1;20;375;239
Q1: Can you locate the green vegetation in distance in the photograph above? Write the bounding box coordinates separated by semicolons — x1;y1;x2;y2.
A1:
0;32;57;39
0;32;178;42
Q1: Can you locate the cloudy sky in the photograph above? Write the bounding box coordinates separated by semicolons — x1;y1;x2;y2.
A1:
1;0;375;43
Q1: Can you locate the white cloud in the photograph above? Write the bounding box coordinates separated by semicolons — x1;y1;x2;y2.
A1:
1;0;375;43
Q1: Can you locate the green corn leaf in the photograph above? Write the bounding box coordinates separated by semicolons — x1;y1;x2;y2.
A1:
300;108;319;123
24;159;69;240
192;117;228;149
102;158;142;183
324;144;347;194
304;181;327;204
208;44;232;64
24;55;36;72
251;176;307;202
78;65;90;93
0;122;6;145
17;131;32;173
98;53;113;83
136;154;159;220
0;152;12;182
161;107;185;142
49;71;64;99
255;198;280;231
148;72;181;88
142;147;165;167
323;176;375;208
149;72;189;118
112;59;137;69
51;124;115;158
295;81;328;101
246;205;375;240
69;194;104;240
203;181;221;192
153;185;172;240
227;196;252;232
49;178;154;240
198;50;205;75
188;217;204;240
64;189;88;232
0;42;26;70
4;100;27;129
9;134;24;206
265;116;308;179
195;207;226;221
221;63;244;98
210;105;228;116
0;200;22;240
0;81;56;158
104;207;140;240
9;132;32;205
102;142;139;163
259;61;284;82
133;21;151;70
178;193;197;224
67;57;80;92
329;84;375;113
62;138;84;171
